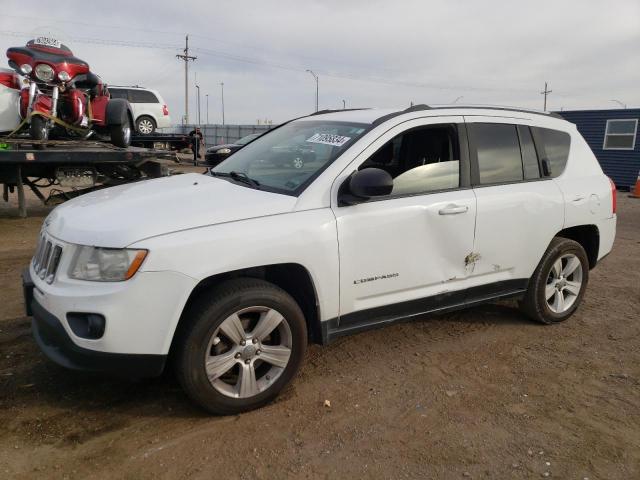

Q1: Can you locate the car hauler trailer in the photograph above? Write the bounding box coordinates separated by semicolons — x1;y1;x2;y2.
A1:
0;137;168;217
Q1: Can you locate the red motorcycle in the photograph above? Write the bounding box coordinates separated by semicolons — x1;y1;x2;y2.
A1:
6;37;132;147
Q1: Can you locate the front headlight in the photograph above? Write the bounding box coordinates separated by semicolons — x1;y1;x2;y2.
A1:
34;64;55;82
69;246;148;282
58;70;71;82
217;148;232;154
20;64;32;75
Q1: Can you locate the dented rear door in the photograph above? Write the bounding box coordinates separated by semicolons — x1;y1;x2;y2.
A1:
465;116;564;287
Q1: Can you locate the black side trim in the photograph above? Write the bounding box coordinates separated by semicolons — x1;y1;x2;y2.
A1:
31;299;166;378
22;268;34;317
322;279;528;343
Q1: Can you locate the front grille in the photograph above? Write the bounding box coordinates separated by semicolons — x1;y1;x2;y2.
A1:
32;234;63;284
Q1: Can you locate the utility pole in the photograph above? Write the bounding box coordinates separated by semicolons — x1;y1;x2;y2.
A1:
206;94;209;123
306;69;319;112
176;35;197;124
220;82;225;125
540;81;552;111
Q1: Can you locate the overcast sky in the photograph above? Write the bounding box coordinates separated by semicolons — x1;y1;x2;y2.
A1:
1;0;638;125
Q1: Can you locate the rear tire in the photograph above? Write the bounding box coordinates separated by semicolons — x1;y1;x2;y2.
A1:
174;278;307;415
520;237;589;324
136;116;156;135
110;120;132;148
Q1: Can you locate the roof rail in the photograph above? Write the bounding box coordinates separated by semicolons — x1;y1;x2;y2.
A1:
308;108;370;116
372;104;431;126
372;104;564;126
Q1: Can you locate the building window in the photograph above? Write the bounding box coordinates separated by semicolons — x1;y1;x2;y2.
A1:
603;119;638;150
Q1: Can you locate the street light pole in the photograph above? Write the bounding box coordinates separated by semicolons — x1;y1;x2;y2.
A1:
220;82;225;125
195;84;201;125
610;99;627;109
206;94;209;124
306;69;319;112
342;99;346;109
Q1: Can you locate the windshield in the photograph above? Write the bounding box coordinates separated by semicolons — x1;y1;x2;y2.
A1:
211;120;368;194
235;133;261;145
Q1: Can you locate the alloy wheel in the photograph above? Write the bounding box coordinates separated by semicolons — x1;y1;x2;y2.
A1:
204;306;292;399
138;119;154;134
545;253;583;314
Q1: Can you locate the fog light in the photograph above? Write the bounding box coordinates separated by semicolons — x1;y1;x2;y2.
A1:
67;313;106;339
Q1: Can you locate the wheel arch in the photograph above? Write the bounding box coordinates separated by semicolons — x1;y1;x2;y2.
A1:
169;263;323;357
554;224;600;269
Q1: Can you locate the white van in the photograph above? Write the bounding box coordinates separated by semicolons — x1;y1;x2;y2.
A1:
109;86;171;134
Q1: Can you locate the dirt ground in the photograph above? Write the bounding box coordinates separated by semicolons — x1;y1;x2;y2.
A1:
0;170;638;479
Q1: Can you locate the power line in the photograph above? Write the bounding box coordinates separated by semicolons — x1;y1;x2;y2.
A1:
0;29;604;100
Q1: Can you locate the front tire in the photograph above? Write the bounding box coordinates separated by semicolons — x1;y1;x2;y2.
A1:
30;115;49;148
520;237;589;324
110;120;132;148
174;278;307;415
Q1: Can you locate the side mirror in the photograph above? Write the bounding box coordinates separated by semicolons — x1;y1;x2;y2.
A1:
339;168;393;205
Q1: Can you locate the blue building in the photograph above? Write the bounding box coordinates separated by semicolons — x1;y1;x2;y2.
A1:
556;108;639;189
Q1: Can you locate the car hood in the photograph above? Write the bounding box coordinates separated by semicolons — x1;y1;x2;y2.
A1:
45;173;297;247
207;143;239;152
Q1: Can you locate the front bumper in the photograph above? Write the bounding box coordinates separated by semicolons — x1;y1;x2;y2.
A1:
24;268;166;378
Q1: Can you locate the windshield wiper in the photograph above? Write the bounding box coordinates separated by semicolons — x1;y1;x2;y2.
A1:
209;170;260;189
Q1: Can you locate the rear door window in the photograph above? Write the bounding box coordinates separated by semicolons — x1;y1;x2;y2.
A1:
129;90;159;103
469;123;523;185
531;127;571;177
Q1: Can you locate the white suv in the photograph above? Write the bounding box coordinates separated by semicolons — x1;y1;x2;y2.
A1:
24;105;616;414
109;86;171;134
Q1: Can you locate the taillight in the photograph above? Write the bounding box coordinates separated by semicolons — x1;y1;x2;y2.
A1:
609;177;617;214
162;104;169;116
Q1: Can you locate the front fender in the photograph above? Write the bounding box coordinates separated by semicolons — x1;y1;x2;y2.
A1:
129;209;340;343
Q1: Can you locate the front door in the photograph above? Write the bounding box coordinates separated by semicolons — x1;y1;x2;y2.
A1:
331;117;477;332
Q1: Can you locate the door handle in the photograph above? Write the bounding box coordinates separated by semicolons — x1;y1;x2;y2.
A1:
438;204;469;215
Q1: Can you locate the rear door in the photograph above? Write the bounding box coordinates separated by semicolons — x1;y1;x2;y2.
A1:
129;89;161;124
465;117;564;288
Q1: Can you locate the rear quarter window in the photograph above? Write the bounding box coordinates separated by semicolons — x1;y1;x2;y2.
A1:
129;90;159;103
532;127;571;178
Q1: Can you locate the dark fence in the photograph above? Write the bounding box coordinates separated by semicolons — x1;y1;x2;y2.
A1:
164;124;277;147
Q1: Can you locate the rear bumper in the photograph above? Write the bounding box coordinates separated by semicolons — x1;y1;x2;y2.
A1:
597;215;616;263
24;268;166;378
